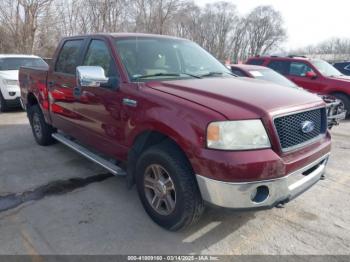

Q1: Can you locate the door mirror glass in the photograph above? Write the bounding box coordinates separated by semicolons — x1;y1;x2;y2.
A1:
76;66;109;88
305;71;317;79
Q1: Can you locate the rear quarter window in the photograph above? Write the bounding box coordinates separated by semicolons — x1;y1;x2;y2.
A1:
231;68;247;77
246;59;264;65
267;60;290;75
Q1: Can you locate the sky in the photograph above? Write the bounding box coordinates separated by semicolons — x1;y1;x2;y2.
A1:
194;0;349;50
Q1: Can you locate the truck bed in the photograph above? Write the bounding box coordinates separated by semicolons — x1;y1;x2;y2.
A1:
19;65;50;120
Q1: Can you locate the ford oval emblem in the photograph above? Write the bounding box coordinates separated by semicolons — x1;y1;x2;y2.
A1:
301;121;315;134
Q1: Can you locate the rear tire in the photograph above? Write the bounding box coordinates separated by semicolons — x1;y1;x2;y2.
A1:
135;142;204;231
28;105;56;146
0;92;9;112
333;93;350;118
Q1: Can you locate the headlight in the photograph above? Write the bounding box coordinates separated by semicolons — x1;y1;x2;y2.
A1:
207;120;271;150
4;80;19;86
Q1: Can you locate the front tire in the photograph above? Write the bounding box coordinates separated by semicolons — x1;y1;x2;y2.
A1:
0;92;9;112
136;142;204;231
28;105;56;146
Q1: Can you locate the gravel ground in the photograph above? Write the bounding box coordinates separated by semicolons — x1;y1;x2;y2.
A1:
0;110;349;255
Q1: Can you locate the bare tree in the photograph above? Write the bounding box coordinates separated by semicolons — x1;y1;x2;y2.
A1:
0;0;287;62
245;6;286;56
229;18;249;63
0;0;53;53
132;0;182;34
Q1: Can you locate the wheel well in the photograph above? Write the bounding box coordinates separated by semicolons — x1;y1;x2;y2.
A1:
126;131;191;187
131;131;170;155
27;93;38;107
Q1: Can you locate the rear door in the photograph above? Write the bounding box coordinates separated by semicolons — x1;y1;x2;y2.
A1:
266;60;290;76
48;38;87;138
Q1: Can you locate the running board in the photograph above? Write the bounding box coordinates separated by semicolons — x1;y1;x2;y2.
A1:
52;133;126;176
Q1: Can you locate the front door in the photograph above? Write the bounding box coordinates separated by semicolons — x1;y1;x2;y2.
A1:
73;38;126;158
287;62;326;94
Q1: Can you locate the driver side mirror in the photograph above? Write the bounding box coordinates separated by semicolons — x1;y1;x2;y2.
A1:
76;66;109;88
305;71;317;79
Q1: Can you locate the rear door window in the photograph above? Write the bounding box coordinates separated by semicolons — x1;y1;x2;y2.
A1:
55;40;84;75
267;60;290;75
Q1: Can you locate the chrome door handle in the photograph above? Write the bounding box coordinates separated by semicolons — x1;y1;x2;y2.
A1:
122;98;137;107
48;81;55;87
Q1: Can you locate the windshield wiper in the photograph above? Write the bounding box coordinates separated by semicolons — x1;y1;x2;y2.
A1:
199;71;235;78
180;72;202;79
133;73;181;80
133;72;202;80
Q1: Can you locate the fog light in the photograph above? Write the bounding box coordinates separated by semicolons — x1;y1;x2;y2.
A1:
251;185;269;203
9;92;16;96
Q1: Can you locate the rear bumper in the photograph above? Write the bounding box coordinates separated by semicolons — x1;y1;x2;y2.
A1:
196;154;329;209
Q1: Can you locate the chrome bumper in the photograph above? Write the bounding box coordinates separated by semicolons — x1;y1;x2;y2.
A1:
196;154;329;209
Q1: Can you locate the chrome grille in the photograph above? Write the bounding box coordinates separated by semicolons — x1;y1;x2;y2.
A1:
274;108;327;151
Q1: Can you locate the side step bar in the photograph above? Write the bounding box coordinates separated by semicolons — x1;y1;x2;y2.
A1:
52;133;126;176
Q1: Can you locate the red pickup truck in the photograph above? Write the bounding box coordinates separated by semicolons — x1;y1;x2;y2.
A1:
246;55;350;117
20;33;331;231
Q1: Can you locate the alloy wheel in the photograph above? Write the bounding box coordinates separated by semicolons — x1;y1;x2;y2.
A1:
32;113;42;139
144;164;176;216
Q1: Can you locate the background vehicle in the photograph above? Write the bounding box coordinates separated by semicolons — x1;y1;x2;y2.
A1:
246;56;350;117
229;64;346;128
333;62;350;76
0;55;47;112
20;34;331;231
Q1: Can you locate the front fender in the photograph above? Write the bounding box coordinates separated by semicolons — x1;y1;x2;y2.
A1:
125;91;226;174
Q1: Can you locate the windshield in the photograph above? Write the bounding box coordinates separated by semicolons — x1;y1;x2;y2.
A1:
114;37;232;81
248;68;298;88
311;59;342;77
0;57;47;71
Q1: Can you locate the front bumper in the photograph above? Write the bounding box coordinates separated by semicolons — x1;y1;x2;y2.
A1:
1;85;21;100
4;97;21;108
325;99;347;128
196;154;329;209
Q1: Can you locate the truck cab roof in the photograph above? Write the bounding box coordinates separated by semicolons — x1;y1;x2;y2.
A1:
61;33;187;41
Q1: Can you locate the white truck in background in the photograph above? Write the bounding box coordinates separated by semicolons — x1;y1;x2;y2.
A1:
0;55;47;112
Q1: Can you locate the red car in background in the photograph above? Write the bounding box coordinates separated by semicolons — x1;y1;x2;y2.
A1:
229;64;346;128
246;56;350;117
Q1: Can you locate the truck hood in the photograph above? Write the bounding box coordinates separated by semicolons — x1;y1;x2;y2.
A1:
146;77;323;119
0;70;19;80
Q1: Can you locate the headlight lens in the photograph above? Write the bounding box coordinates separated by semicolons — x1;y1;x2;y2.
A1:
4;80;19;86
207;120;271;150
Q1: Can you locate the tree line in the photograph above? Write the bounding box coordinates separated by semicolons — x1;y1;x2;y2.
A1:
291;38;350;62
0;0;288;62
